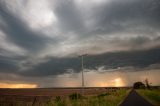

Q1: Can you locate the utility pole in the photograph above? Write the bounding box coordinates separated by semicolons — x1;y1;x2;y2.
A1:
79;54;87;95
81;55;84;88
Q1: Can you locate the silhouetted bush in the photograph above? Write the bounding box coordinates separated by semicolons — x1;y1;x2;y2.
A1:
133;82;145;89
69;93;82;100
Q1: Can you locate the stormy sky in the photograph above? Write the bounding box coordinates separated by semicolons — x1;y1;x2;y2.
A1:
0;0;160;88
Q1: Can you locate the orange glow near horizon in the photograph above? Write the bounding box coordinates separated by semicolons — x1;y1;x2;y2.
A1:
93;78;125;87
0;83;38;88
99;82;108;87
114;78;124;87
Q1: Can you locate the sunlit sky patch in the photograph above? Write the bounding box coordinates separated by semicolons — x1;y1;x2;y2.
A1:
0;83;37;88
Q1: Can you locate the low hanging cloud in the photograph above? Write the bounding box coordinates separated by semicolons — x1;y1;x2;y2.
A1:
0;0;160;87
0;67;159;87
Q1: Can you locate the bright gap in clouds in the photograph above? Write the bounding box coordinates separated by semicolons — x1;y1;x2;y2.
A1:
24;0;57;29
47;69;160;88
0;69;159;88
114;78;124;87
0;83;37;88
3;0;57;29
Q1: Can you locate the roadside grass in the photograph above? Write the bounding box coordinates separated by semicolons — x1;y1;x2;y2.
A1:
137;89;160;106
44;89;130;106
0;89;130;106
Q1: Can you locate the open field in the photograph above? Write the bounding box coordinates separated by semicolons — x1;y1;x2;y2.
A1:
137;89;160;106
0;87;130;106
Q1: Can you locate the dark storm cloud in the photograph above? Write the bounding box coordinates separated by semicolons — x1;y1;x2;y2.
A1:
0;0;160;82
50;0;160;51
20;57;81;76
85;47;160;69
0;56;20;73
54;0;85;34
50;0;160;38
88;0;160;35
20;47;160;77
